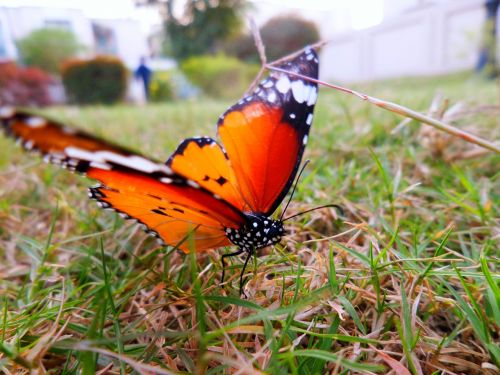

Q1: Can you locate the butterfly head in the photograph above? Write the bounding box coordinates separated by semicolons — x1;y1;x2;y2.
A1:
225;213;285;252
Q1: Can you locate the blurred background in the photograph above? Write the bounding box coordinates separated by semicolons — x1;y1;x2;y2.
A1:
0;0;497;107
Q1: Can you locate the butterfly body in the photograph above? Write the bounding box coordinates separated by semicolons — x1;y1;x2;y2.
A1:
225;214;285;251
0;48;319;292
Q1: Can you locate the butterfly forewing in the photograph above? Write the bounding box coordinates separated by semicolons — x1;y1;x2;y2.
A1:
167;137;247;212
0;108;245;252
0;109;144;167
217;48;319;216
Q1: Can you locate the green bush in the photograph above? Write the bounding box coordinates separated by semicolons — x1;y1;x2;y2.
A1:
17;28;81;74
149;71;175;102
180;54;258;99
61;56;128;104
165;0;246;61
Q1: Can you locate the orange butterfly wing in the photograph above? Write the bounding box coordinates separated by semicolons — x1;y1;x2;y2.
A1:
166;137;246;212
0;109;245;252
0;109;136;158
217;49;319;215
87;169;239;252
0;48;319;252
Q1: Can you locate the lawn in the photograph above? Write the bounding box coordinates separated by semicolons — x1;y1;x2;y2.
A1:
0;71;498;374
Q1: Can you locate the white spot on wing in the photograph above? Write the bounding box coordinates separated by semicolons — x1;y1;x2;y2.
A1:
290;113;296;119
160;177;173;184
291;81;307;103
90;161;112;170
307;87;318;106
275;75;291;94
268;91;277;103
306;113;313;125
26;117;46;128
262;79;274;88
65;147;173;175
302;135;308;145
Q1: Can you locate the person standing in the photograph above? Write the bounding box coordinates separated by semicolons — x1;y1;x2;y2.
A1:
476;0;499;78
135;57;153;100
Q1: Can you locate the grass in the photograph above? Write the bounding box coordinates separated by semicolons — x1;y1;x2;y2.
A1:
0;70;499;374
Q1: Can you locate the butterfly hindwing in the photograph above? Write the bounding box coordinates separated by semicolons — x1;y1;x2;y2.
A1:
217;48;319;215
89;177;235;252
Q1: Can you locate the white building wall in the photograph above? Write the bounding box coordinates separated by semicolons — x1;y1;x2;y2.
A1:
0;10;18;60
0;6;148;69
0;6;95;57
92;18;149;69
321;0;488;82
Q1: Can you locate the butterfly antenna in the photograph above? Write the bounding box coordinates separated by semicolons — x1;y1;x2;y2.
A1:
280;160;310;220
282;204;344;222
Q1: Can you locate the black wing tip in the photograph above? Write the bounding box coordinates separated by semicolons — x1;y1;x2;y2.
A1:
276;47;319;80
166;136;220;165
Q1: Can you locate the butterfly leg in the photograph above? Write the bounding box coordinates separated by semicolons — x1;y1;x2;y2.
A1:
239;249;254;299
221;248;245;286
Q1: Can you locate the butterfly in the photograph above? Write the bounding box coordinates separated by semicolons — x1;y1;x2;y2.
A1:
0;48;319;294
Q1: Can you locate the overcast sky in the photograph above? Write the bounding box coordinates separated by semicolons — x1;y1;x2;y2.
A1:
0;0;385;31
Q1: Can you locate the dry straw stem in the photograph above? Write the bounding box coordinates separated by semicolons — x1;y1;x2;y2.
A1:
260;42;500;154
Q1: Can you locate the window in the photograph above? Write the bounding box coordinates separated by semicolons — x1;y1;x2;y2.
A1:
92;23;118;55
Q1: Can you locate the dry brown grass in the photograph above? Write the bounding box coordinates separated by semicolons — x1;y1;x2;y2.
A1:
0;74;499;373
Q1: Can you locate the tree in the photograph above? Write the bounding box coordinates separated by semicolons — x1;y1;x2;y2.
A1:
17;28;81;74
135;0;247;61
224;15;320;62
260;16;319;61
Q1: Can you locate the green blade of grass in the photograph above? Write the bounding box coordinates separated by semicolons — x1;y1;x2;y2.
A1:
100;240;126;374
280;348;385;372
